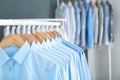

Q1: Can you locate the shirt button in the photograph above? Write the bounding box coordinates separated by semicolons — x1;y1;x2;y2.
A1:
8;59;16;71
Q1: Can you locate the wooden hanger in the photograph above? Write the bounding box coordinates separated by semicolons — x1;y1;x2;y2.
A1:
52;31;61;37
35;32;47;41
18;34;27;42
27;34;37;43
32;33;43;44
18;34;36;45
47;32;55;38
45;32;52;41
0;34;24;48
51;31;57;37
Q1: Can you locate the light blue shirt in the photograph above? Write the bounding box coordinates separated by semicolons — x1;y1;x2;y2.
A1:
41;40;70;80
74;2;81;46
31;41;69;80
101;2;110;45
30;42;66;80
52;39;79;80
0;42;63;80
0;42;42;80
41;39;77;80
60;37;91;80
86;5;94;47
78;1;86;47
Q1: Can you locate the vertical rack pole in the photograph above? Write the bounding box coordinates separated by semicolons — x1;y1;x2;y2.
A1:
108;43;112;80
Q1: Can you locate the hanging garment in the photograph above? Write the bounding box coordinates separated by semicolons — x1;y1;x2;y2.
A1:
101;2;110;45
86;5;94;47
31;42;67;80
74;1;81;46
34;37;86;80
0;42;61;80
0;41;68;80
106;1;114;42
92;4;99;45
67;1;76;43
0;27;91;80
83;1;88;10
45;39;78;80
55;2;70;41
78;1;86;47
96;2;104;45
60;37;91;80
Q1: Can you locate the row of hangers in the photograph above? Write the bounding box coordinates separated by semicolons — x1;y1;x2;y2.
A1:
5;24;61;36
0;31;61;48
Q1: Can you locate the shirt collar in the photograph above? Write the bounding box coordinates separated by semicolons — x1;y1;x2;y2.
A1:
31;42;38;51
37;41;43;49
13;41;30;64
0;48;10;67
67;1;72;7
59;2;66;12
0;41;30;66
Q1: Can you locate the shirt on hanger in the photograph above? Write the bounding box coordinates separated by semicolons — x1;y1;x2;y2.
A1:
44;38;79;80
31;42;66;80
60;37;91;80
101;2;110;45
0;42;40;80
78;1;86;47
74;1;81;46
55;2;70;41
86;5;94;47
92;4;99;45
67;1;76;43
106;2;114;42
96;2;104;45
40;39;70;80
52;38;80;80
0;41;64;80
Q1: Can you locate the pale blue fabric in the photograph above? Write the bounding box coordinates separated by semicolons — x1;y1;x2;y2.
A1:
0;37;91;80
31;43;63;80
52;38;80;80
41;40;70;80
101;2;110;45
41;39;78;80
86;5;94;47
83;1;88;10
78;1;86;47
55;37;83;80
0;42;62;80
0;42;41;80
60;37;91;80
74;2;81;46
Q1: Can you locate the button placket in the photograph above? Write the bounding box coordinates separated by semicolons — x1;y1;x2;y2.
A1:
7;59;16;80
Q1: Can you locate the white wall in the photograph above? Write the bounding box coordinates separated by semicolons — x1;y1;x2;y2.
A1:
88;0;120;80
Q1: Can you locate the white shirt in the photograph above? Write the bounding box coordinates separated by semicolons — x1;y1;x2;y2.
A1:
93;5;99;45
67;1;76;43
55;2;70;41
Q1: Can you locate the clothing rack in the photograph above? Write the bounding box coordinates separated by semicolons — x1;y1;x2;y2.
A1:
56;0;112;80
108;43;112;80
0;19;66;26
0;19;66;38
